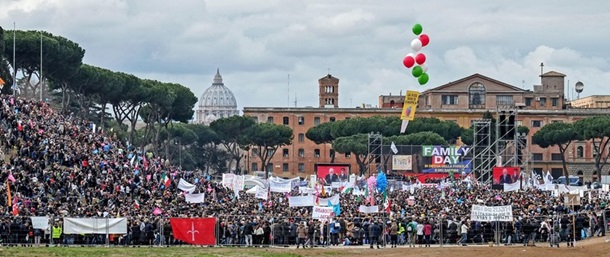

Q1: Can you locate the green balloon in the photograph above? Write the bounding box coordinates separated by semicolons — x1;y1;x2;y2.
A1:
412;66;423;77
412;23;423;35
418;72;429;85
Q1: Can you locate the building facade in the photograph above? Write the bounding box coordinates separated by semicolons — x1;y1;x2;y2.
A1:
243;72;610;182
570;95;610;108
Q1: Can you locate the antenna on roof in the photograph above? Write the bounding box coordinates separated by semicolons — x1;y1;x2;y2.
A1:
540;62;544;76
294;92;297;107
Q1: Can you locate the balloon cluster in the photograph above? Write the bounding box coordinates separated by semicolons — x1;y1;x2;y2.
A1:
376;171;388;193
402;23;430;85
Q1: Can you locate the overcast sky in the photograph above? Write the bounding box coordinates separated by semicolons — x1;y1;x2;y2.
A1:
2;0;609;110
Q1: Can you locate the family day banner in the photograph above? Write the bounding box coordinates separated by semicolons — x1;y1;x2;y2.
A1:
421;145;472;173
312;206;334;220
470;205;513;222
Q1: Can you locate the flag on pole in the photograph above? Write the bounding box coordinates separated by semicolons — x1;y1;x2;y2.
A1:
6;181;12;207
134;199;140;209
390;142;398;154
7;173;15;183
162;174;171;188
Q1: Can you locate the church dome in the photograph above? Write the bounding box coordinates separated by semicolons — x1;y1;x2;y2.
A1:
196;69;239;124
200;69;238;108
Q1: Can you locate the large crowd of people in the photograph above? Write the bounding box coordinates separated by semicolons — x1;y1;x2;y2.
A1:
0;95;609;248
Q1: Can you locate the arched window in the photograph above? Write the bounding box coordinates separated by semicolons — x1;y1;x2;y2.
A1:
469;82;486;109
576;146;584;158
389;100;395;108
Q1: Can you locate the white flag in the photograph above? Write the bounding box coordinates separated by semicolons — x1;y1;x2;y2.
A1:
400;120;409;133
390;142;398;154
185;193;205;203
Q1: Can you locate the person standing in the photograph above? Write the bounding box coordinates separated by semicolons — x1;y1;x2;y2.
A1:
369;221;381;249
423;221;432;247
296;222;308;249
458;219;469;246
389;221;398;248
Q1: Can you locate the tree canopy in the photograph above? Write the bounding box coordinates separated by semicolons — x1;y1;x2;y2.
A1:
246;122;294;178
532;122;581;184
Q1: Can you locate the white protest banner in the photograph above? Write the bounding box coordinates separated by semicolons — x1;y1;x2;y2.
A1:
289;195;315;207
222;174;234;189
255;186;268;200
392;155;412;170
185;193;205;203
178;178;196;193
503;181;520;192
30;216;48;230
269;180;292;193
358;205;379;213
312;206;334;220
318;194;340;206
310;175;317;187
299;187;315;195
470;205;513;222
63;218;127;234
232;175;245;191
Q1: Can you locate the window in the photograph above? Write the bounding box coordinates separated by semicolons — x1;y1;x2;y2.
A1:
282;163;289;172
531;120;543;127
266;163;273;173
267;117;274;123
442;95;458;105
525;98;533;107
345;152;351;158
314;117;321;125
251;163;258;171
576;146;584;158
468;82;486;108
283;149;289;157
539;97;546;107
298;116;304;125
298;148;305;157
298;163;305;172
252;148;259;157
314;149;320;157
330;149;335;158
496;95;514;106
252;116;259;123
551;98;559;107
298;133;305;142
532;153;543;161
330;117;336;122
551;153;563;161
283;116;289;125
345;117;350;120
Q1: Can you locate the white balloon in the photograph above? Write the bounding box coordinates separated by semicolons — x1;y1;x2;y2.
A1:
411;39;422;52
420;63;428;73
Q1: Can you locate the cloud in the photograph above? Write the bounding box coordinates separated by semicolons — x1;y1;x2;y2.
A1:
1;0;609;110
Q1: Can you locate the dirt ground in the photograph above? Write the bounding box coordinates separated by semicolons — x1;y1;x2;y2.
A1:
283;237;609;257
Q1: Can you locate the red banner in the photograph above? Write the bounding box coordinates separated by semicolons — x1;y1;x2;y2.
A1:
170;218;216;245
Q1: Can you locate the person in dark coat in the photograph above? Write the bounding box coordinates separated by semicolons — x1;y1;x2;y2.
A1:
369;221;381;249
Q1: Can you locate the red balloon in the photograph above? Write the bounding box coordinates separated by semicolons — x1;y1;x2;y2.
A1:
415;53;426;65
419;34;430;47
403;55;415;68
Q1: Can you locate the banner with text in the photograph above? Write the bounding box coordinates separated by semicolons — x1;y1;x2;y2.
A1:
312;206;334;220
269;180;292;193
470;205;513;222
358;205;379;213
421;145;472;173
64;218;128;234
400;90;419;121
289;195;315;207
392;155;413;171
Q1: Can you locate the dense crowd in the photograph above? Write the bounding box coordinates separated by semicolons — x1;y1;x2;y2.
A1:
0;95;609;248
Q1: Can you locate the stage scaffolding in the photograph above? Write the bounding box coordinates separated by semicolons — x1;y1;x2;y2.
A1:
472;119;495;184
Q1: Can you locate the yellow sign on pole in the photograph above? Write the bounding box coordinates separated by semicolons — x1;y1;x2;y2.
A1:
400;90;419;121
